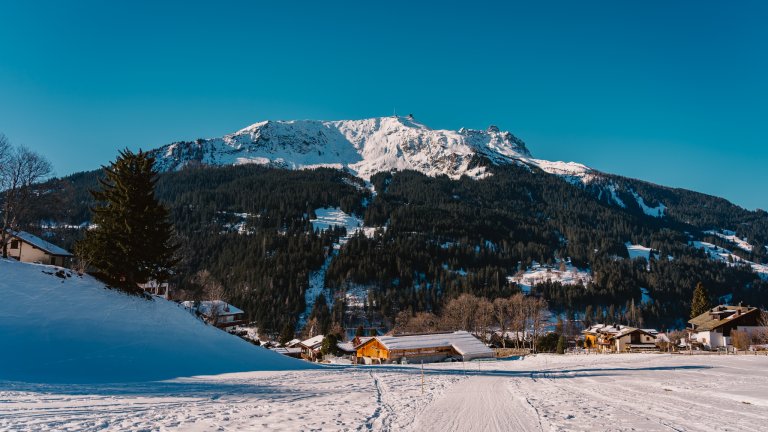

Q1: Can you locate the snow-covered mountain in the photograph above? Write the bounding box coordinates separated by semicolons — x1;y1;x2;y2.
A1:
151;116;593;181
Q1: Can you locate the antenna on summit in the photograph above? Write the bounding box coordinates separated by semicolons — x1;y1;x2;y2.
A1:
393;108;397;117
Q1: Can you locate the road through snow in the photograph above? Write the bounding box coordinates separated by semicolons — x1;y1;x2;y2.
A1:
410;375;542;432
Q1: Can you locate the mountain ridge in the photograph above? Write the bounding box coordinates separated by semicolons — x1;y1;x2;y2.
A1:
150;115;597;183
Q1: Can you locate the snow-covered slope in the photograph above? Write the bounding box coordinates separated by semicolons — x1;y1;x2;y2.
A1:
151;116;597;181
0;259;313;384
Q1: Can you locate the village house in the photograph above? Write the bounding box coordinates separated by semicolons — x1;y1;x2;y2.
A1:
270;346;302;358
299;335;325;362
583;324;658;353
688;304;765;350
3;230;72;267
355;331;494;364
181;300;246;330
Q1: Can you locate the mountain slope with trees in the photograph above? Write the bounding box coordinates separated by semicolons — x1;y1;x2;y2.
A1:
11;117;768;333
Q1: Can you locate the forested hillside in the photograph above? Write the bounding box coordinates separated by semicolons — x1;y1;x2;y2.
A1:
25;162;768;332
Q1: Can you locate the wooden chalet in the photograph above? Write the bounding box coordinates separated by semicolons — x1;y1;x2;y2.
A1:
355;331;494;364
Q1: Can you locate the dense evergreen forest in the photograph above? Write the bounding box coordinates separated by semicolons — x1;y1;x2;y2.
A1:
22;162;768;333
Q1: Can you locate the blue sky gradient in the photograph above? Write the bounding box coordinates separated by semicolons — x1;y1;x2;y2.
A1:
1;1;766;209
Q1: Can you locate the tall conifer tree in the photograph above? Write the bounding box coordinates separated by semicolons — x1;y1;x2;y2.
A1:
690;282;711;319
76;149;177;292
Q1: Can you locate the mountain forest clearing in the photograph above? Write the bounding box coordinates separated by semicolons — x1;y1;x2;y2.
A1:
2;353;767;431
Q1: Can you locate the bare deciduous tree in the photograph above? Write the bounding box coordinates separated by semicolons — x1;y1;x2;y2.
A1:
192;269;225;301
474;298;494;343
0;135;52;258
493;297;511;348
440;293;479;331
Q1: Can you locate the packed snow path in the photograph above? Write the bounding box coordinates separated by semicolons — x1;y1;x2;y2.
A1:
2;354;768;431
411;375;542;432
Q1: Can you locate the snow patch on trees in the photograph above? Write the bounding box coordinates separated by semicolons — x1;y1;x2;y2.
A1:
631;190;666;218
507;260;592;294
703;229;754;253
691;241;768;280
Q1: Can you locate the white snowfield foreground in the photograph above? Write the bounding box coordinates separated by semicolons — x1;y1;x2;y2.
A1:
2;354;768;431
0;259;312;384
2;259;767;431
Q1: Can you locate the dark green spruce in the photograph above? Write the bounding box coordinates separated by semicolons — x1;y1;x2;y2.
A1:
690;281;711;319
76;149;178;293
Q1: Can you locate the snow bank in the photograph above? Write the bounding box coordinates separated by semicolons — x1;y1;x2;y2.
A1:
0;259;313;384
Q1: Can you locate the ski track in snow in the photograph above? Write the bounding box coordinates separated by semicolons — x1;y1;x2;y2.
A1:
3;354;768;431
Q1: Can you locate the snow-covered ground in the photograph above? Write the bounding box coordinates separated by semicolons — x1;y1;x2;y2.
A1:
625;242;657;261
310;207;377;243
508;260;592;294
3;354;767;431
0;259;310;384
692;240;768;280
631;190;666;218
704;229;754;253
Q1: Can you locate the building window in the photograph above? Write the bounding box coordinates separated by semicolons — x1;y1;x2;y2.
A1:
10;240;19;249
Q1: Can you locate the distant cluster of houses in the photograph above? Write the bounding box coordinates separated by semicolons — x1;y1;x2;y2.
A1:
268;304;767;364
267;331;496;364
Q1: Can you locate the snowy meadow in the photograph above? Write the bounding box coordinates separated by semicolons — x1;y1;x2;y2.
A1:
2;354;767;431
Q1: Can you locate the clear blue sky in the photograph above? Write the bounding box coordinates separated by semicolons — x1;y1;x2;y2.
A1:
1;1;766;210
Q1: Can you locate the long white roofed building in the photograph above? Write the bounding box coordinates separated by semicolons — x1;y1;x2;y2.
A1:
355;331;494;364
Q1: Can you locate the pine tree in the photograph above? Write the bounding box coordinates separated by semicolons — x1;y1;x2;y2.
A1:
76;149;177;292
690;282;711;319
556;335;566;354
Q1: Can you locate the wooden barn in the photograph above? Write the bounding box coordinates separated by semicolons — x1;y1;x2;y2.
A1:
355;331;493;364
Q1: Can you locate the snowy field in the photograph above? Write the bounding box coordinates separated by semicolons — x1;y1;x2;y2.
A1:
625;242;656;261
3;354;767;431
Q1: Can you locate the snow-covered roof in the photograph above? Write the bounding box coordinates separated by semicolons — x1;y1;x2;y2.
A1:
337;342;356;352
584;324;657;339
352;336;373;348
371;331;493;357
271;347;302;355
8;230;72;256
181;300;244;317
285;338;302;348
300;335;325;349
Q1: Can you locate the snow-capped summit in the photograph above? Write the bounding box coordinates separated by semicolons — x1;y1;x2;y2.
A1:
151;116;592;180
